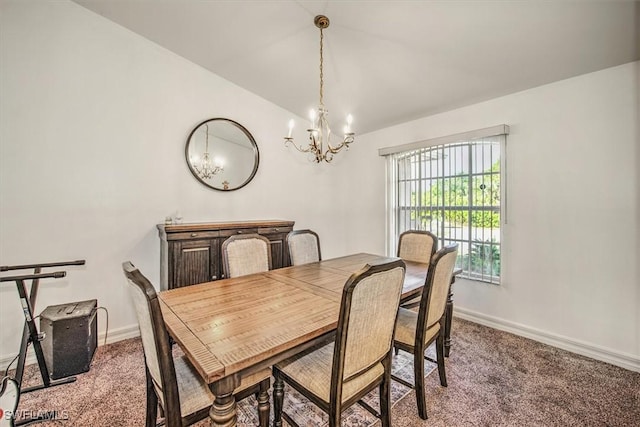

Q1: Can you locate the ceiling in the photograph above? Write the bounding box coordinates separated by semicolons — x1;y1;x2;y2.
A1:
73;0;639;135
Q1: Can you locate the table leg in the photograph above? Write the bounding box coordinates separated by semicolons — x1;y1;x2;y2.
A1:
209;374;240;427
273;374;285;427
444;284;453;357
257;379;270;427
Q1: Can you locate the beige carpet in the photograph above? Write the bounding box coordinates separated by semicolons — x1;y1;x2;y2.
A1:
13;318;640;426
14;334;435;427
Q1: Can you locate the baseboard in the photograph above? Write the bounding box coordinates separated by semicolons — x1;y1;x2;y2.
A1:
453;307;640;373
0;324;140;372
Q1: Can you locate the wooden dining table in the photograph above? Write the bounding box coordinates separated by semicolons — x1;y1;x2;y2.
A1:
158;252;455;426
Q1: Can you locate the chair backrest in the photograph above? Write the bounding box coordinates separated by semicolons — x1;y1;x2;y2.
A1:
287;229;322;266
330;258;406;402
221;234;272;278
122;261;182;424
417;244;458;339
397;230;438;264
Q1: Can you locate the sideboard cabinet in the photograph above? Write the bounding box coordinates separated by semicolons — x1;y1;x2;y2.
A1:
157;220;294;290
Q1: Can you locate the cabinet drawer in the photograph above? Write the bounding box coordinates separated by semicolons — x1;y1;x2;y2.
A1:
167;231;220;241
259;226;293;235
219;228;259;237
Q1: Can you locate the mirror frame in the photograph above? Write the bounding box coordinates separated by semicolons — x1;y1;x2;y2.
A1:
185;118;260;191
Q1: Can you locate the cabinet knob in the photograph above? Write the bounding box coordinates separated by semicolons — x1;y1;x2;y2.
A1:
237;230;243;234
212;275;217;280
191;233;197;237
274;228;279;232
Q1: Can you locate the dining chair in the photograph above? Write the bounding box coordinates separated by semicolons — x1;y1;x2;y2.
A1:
273;258;406;427
286;229;322;266
397;230;438;310
392;244;458;420
397;230;438;264
122;261;271;427
221;234;272;278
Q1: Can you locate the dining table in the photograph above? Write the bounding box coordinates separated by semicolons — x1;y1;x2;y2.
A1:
158;252;456;426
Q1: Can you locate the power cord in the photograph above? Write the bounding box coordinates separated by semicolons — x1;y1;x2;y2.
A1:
3;314;39;377
4;352;21;377
96;306;109;346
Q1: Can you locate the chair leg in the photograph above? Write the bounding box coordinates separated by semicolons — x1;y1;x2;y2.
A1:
273;371;284;427
379;373;392;427
436;331;448;387
144;367;158;427
414;346;428;420
257;379;270;427
328;405;342;427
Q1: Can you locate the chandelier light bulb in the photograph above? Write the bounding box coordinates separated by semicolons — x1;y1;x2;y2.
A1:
288;119;295;137
346;114;353;134
309;109;316;128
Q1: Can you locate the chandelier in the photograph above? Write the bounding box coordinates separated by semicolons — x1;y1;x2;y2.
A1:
192;123;224;179
284;15;354;163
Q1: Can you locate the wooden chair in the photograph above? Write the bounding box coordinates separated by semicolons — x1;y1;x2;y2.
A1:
397;229;437;264
392;244;458;420
273;258;407;427
122;262;271;427
221;234;272;278
397;230;438;309
286;229;322;266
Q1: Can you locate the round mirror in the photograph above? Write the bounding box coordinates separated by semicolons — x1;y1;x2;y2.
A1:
185;118;259;191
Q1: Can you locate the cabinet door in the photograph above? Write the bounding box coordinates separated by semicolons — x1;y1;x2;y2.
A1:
171;239;219;288
269;234;287;269
257;230;290;269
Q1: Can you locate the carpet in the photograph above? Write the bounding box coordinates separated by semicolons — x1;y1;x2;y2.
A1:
13;318;640;426
14;338;435;427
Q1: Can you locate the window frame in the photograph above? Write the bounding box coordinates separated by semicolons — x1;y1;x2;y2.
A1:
381;126;508;285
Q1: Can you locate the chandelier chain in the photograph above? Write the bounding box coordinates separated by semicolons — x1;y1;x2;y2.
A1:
319;27;324;107
204;123;209;151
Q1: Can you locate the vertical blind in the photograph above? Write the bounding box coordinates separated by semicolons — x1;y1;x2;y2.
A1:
380;126;509;284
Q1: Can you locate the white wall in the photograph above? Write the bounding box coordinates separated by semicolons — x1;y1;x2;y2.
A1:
2;1;638;373
0;1;351;362
337;61;639;370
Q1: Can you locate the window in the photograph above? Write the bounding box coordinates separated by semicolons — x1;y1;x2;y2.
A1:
381;126;508;284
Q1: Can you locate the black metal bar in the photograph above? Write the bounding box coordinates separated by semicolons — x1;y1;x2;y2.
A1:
14;266;43;387
14;322;30;387
0;271;66;282
0;259;85;272
14;279;52;389
20;376;76;393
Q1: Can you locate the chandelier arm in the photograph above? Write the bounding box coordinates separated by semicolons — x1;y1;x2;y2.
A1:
324;132;354;152
284;138;313;154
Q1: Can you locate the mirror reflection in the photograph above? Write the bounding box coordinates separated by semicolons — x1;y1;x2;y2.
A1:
185;118;259;191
